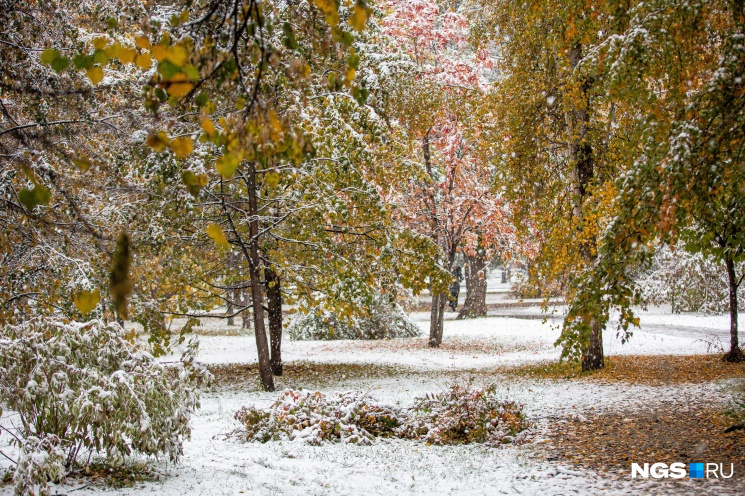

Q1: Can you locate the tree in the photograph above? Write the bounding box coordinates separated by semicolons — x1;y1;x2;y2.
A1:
485;0;622;370
381;0;514;346
560;0;745;362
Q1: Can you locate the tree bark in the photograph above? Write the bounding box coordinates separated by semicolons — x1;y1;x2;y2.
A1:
428;290;447;347
723;256;744;361
566;42;605;371
265;266;283;375
246;163;275;391
458;253;488;319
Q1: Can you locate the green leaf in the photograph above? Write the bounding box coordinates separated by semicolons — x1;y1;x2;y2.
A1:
40;48;61;65
154;87;168;102
183;64;200;81
71;157;92;172
195;92;208;107
282;22;297;50
73;54;93;69
157;60;182;80
18;184;51;210
50;57;70;72
92;49;109;65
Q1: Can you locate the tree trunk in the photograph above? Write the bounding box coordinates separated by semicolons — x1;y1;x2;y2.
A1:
265;266;283;375
458;253;488;319
581;321;605;371
241;288;250;329
246;163;274;391
723;256;744;362
566;42;605;371
428;290;447;347
226;290;235;326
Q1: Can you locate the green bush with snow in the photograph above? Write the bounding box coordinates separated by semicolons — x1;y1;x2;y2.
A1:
0;319;210;496
234;384;529;447
287;295;420;340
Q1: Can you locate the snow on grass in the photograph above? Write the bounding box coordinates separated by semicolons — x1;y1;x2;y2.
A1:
2;308;742;496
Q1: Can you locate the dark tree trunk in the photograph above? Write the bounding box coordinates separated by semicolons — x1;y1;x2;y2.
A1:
226;253;236;326
265;266;283;375
241;288;250;329
226;291;235;326
428;290;447;347
581;321;605;371
566;43;605;371
723;256;744;362
246;163;274;391
458;253;488;319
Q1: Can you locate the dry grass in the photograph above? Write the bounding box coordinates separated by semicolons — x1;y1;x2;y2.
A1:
508;354;745;385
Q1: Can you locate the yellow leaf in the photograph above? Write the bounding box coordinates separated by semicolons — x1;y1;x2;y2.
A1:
235;97;246;110
73;289;100;315
268;110;282;134
216;153;239;178
200;118;215;135
170;136;193;158
135;52;152;69
313;0;339;26
349;5;369;31
166;45;188;66
105;42;122;59
344;68;356;85
71;157;92;172
86;66;104;85
119;47;137;64
146;131;170;152
92;37;108;50
206;224;230;249
165;73;194;97
135;35;151;49
265;170;280;188
150;44;168;62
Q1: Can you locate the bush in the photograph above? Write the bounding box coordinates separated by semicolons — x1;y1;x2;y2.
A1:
287;295;420;340
0;318;210;495
398;383;529;446
637;243;745;314
234;384;529;447
234;390;400;445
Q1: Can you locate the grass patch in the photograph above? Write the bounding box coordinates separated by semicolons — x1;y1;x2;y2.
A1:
208;361;419;391
508;354;745;384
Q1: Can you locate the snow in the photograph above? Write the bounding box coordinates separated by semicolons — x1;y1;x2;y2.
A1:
1;308;743;495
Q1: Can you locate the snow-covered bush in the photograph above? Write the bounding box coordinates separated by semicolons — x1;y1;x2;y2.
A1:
234;390;400;445
0;318;210;495
287;295;420;340
399;383;529;446
234;385;528;447
637;243;745;314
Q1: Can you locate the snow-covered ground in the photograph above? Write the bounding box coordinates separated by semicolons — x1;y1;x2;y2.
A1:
1;308;743;495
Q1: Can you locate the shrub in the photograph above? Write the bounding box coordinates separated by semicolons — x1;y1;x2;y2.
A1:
287;295;420;340
234;384;528;447
0;318;210;495
399;383;529;446
234;390;400;445
638;242;745;314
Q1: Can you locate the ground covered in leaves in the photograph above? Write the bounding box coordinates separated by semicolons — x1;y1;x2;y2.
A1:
510;354;745;384
538;400;745;491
